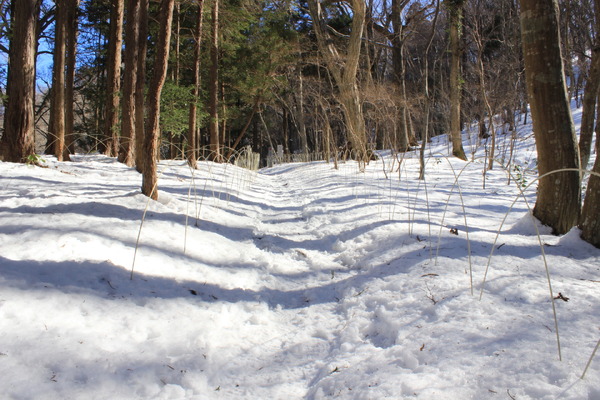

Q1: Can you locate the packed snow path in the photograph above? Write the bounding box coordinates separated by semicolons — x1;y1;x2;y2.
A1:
1;147;599;399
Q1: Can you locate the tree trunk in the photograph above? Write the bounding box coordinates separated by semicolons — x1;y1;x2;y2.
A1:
477;51;497;170
391;0;410;152
0;0;38;163
520;0;580;234
173;2;180;84
295;60;309;155
208;0;221;161
307;0;368;163
63;0;79;158
419;0;440;180
103;0;124;158
118;0;140;166
580;137;600;247
578;0;600;172
51;0;68;161
187;0;205;169
141;0;175;200
226;95;260;160
448;0;467;160
134;0;148;173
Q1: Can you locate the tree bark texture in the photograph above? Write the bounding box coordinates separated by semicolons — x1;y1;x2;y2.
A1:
141;0;175;200
103;0;124;158
519;0;581;234
119;0;141;166
448;0;467;160
1;0;37;163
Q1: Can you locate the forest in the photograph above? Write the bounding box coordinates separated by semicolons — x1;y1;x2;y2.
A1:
0;0;599;246
0;1;599;398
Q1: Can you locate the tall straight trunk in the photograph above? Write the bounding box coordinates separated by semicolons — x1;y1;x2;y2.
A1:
51;0;68;161
1;0;38;163
578;0;600;172
520;0;580;234
103;0;124;157
141;0;175;200
448;0;467;160
208;0;221;161
64;0;79;158
187;0;205;169
119;0;140;166
307;0;367;163
134;0;148;172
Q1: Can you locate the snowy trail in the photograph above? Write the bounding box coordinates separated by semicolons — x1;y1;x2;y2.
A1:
1;133;599;399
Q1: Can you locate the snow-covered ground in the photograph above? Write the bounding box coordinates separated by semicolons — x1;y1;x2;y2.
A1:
1;108;599;399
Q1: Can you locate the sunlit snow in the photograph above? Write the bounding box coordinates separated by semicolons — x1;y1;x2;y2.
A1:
0;105;598;399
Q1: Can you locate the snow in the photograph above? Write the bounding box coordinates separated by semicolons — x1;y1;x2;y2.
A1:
1;108;599;399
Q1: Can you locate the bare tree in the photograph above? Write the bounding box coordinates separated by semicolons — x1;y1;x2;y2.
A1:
520;0;580;234
390;0;411;152
419;0;440;180
307;0;369;164
446;0;468;160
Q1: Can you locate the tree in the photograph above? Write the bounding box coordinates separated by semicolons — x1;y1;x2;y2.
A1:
141;0;175;199
580;132;600;247
446;0;468;160
578;0;600;172
390;0;411;152
519;0;580;234
50;0;68;161
102;0;124;157
118;0;141;166
419;0;441;180
187;0;205;169
64;0;80;158
134;0;148;172
0;0;38;163
307;0;368;163
208;0;220;161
